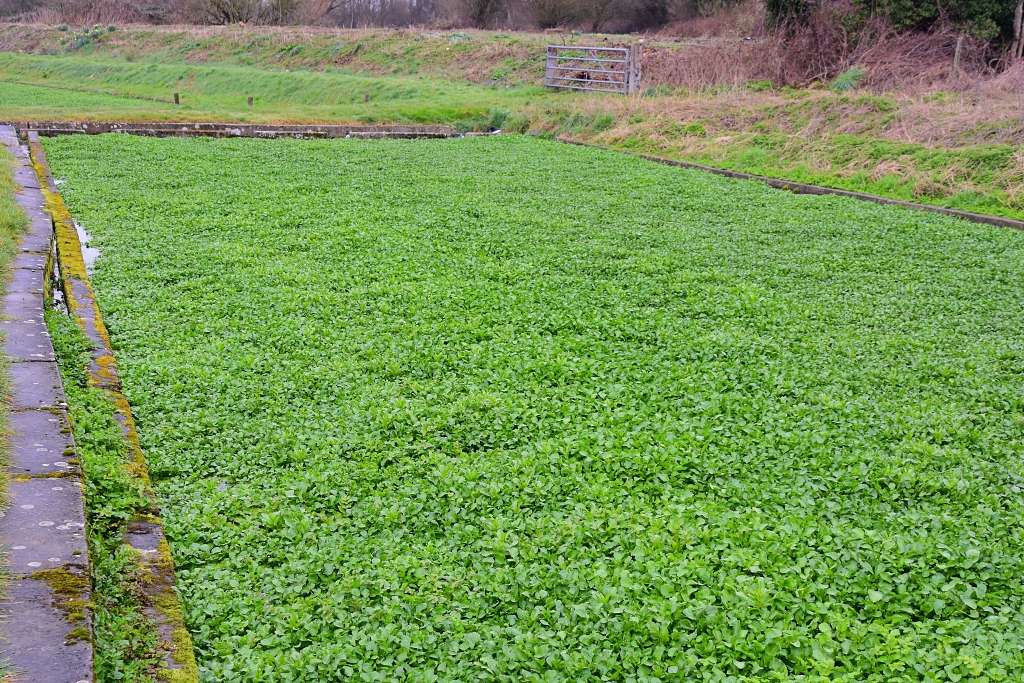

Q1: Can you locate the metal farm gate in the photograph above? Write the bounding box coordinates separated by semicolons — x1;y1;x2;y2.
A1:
545;44;642;95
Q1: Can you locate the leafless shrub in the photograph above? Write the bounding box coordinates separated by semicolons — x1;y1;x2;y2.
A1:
9;0;161;23
456;0;503;27
855;28;987;91
575;0;619;32
662;0;762;37
525;0;572;28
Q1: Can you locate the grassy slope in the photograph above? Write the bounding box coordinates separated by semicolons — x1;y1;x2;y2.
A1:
536;100;1024;220
0;52;553;125
1;145;27;405
44;133;1024;681
0;24;1021;219
0;24;584;84
0;147;27;249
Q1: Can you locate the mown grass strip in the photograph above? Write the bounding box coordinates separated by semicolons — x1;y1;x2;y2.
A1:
43;133;1024;682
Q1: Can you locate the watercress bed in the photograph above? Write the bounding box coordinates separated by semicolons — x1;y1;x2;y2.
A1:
43;134;1024;682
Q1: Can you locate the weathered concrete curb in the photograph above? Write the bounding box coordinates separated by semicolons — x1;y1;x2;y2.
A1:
556;137;1024;232
29;133;199;682
14;121;455;140
0;124;94;682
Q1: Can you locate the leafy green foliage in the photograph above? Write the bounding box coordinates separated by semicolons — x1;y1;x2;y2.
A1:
47;307;158;681
45;134;1024;682
58;24;111;52
46;309;150;527
852;0;1014;40
90;534;160;683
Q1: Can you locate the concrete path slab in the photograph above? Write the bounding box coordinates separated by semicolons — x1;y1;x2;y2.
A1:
14;189;45;210
19;228;52;254
3;291;46;319
7;362;65;409
28;213;52;235
0;576;93;683
5;267;46;296
13;167;41;190
11;252;48;271
2;319;55;361
0;477;88;575
5;409;76;476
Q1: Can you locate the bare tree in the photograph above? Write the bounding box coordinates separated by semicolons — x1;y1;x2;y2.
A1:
196;0;303;24
526;0;573;27
575;0;618;31
1011;0;1023;66
459;0;503;26
197;0;256;23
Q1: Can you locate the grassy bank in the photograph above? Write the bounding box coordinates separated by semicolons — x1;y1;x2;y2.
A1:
44;132;1024;681
1;143;29;432
0;52;554;124
0;24;606;85
1;26;1021;219
0;147;26;266
531;96;1024;220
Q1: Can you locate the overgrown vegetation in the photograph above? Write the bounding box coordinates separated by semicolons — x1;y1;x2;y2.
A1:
46;308;159;682
44;133;1024;681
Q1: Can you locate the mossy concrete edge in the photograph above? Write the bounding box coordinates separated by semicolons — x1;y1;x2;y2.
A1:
14;120;456;139
27;132;200;683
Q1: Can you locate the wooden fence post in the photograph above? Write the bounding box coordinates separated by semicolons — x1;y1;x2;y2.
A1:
627;42;643;95
173;92;179;105
952;35;964;79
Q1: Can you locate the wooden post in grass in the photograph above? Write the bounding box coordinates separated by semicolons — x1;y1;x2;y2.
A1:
247;96;253;107
173;92;180;105
627;41;643;95
952;35;963;80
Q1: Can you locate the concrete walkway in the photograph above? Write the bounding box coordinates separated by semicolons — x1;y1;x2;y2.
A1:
0;124;94;683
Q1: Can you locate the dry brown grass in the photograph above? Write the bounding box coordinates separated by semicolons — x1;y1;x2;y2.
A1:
645;13;994;93
14;0;155;25
662;1;764;39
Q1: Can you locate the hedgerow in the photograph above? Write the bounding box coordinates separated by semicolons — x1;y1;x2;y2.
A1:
43;134;1024;682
